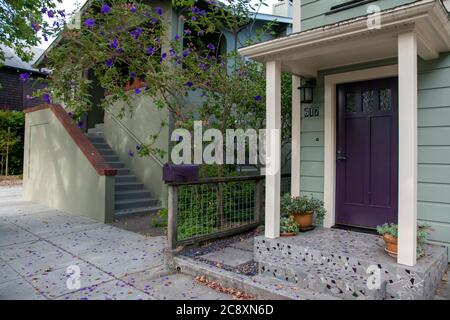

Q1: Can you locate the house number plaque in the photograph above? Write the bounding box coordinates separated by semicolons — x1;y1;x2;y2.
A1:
304;107;320;118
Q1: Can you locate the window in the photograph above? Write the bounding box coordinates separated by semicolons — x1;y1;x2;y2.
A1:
326;0;378;15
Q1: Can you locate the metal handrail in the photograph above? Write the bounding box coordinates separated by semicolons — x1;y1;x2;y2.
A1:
104;109;164;167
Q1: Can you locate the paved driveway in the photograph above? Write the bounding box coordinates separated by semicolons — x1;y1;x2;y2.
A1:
0;186;231;300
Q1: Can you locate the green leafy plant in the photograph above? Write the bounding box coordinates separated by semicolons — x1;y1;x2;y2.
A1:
151;208;168;228
281;193;326;222
0;111;25;175
280;216;298;234
376;223;432;255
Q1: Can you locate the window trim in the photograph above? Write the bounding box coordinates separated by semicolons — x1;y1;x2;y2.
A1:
326;0;378;15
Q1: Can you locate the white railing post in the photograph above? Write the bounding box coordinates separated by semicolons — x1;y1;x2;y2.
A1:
291;75;301;197
397;31;418;267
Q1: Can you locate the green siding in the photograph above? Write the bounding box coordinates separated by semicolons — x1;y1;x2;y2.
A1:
418;53;450;256
298;53;450;260
301;0;417;31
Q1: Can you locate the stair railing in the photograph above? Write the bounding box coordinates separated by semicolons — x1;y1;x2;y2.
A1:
104;109;164;167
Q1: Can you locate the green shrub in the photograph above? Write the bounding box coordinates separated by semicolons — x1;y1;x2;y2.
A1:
0;111;25;175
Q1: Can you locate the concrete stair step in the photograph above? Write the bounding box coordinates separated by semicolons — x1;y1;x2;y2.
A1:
91;143;111;149
87;136;105;143
114;206;162;217
115;190;152;201
108;161;125;169
258;252;386;300
114;168;131;176
97;148;115;156
103;155;120;162
173;256;340;300
115;182;145;192
114;198;159;210
115;175;137;183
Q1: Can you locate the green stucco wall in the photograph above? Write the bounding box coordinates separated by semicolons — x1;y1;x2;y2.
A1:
23;109;115;223
301;0;417;31
103;95;169;206
298;53;450;260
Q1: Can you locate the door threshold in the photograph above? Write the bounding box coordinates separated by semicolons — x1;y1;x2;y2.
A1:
332;224;378;235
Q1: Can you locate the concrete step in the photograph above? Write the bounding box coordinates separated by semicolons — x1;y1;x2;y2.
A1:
97;148;115;156
114;206;162;217
258;254;386;300
103;155;120;162
91;143;111;150
115;175;137;183
114;168;131;176
115;182;145;192
173;256;340;300
115;190;152;201
114;198;159;210
87;136;106;144
108;161;125;169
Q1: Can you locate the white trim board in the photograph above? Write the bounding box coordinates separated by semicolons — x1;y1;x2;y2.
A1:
322;65;399;229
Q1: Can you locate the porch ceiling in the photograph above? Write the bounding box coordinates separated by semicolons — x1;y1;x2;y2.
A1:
239;0;450;77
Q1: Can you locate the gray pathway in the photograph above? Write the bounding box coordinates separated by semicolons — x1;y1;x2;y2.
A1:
0;186;231;300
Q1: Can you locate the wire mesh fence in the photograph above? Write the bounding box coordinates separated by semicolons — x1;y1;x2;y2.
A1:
167;174;291;249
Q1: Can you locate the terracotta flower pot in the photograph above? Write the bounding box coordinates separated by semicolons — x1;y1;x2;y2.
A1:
382;234;398;258
280;232;296;237
292;211;314;229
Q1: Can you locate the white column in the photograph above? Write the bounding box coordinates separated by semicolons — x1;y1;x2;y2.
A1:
292;0;302;33
265;61;282;239
397;31;418;267
291;75;301;196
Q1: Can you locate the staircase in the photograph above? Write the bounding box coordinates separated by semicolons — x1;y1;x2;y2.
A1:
86;124;162;217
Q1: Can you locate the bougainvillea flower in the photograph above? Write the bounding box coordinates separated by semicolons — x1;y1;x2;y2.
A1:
207;43;215;51
84;18;95;27
135;88;141;94
19;73;30;82
175;35;181;41
169;48;176;57
192;7;200;14
254;95;262;102
200;10;206;16
185;81;193;87
101;4;111;14
184;29;192;36
77;121;84;128
42;93;51;103
41;7;47;14
191;16;197;21
130;72;136;79
47;10;54;18
130;5;137;13
182;50;189;58
109;37;118;49
58;10;66;17
155;7;163;16
146;46;154;55
161;52;167;59
128;150;134;157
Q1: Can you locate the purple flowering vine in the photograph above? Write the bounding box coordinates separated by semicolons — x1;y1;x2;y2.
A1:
42;93;51;103
105;59;113;68
146;46;154;55
109;37;118;49
84;18;95;28
19;73;30;82
155;7;163;16
101;4;111;14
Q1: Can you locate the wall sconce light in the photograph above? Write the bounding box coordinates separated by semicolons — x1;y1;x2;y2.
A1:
298;79;316;104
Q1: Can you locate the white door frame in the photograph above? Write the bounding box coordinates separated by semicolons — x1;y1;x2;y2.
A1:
323;65;399;228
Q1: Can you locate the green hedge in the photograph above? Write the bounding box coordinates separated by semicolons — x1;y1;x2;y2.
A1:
0;111;25;175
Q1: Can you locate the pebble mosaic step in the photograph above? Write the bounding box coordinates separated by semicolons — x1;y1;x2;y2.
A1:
174;256;339;300
258;254;385;300
254;228;448;300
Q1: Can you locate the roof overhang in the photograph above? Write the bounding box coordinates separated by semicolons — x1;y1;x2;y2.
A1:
239;0;450;77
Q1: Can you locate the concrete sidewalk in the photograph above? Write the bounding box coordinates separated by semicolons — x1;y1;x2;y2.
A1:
0;186;231;300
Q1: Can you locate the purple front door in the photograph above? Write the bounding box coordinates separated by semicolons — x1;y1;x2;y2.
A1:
336;77;398;228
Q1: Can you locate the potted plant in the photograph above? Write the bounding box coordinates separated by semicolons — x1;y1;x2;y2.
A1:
280;216;298;237
281;194;326;230
376;223;432;258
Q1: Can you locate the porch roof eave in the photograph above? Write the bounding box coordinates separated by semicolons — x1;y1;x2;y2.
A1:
238;0;450;77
